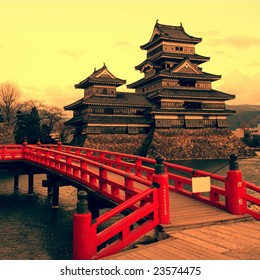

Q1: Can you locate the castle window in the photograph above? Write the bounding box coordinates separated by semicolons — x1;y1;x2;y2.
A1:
184;101;203;110
104;108;114;114
179;79;195;87
102;88;108;94
175;46;183;51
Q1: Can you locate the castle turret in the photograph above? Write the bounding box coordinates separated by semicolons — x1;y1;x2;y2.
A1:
128;21;235;129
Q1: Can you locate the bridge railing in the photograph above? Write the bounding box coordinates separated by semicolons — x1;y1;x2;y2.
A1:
74;188;159;260
0;144;259;223
243;181;260;220
23;145;152;205
40;145;227;208
41;144;156;180
40;144;260;219
21;144;163;259
0;144;23;160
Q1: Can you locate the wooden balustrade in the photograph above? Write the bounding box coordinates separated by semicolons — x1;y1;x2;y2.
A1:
0;143;260;259
36;144;260;219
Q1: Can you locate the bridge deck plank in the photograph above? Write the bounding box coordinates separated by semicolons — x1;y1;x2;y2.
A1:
103;192;258;260
165;192;252;231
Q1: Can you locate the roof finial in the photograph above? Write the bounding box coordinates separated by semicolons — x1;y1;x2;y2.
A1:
103;62;106;68
94;67;96;72
156;19;159;24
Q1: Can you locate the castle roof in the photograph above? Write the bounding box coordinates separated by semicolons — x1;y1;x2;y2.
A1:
127;69;221;89
140;22;202;50
135;52;210;71
147;88;235;101
64;92;152;111
150;108;236;116
83;92;152;107
75;64;126;89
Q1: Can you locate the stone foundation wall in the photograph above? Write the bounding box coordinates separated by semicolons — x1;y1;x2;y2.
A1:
81;128;255;160
147;128;255;160
83;134;147;155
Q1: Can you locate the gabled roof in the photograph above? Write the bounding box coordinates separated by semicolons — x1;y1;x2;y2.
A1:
141;21;202;50
75;64;126;89
135;52;210;71
171;59;201;75
127;69;221;89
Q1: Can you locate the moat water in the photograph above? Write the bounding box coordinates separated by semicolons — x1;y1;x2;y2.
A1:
0;154;259;260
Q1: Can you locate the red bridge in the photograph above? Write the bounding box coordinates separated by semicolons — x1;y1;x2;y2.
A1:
0;142;260;260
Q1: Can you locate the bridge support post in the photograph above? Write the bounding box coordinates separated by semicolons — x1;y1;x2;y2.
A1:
225;154;246;215
52;182;60;208
42;174;53;196
48;185;53;196
28;173;34;195
14;174;19;190
73;190;96;260
47;174;53;196
152;155;170;224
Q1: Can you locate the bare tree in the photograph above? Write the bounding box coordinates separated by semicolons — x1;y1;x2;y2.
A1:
41;105;65;131
0;81;22;125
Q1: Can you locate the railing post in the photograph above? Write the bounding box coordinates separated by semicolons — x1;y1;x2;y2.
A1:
135;158;143;177
152;155;170;224
37;138;41;146
225;154;246;215
57;141;62;151
99;165;108;192
80;160;88;182
22;138;28;157
125;174;133;200
73;191;96;260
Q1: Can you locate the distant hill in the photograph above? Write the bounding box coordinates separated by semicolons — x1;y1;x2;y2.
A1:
227;105;260;130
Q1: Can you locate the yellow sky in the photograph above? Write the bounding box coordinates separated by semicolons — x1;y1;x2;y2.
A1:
1;0;260;107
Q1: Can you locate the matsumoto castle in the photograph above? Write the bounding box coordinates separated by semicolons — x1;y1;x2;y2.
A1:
64;22;254;160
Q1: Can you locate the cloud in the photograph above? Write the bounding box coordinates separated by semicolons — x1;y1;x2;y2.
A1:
247;62;260;67
20;84;79;109
43;85;81;108
217;70;260;105
61;50;86;59
199;30;221;37
113;41;133;49
209;35;260;49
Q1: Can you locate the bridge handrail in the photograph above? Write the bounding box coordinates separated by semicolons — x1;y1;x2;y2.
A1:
92;188;158;259
243;180;260;219
0;144;259;231
51;145;260;217
74;186;159;260
20;144;161;259
50;145;226;208
3;143;259;218
23;145;152;200
95;187;154;226
1;144;260;259
0;145;23;159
